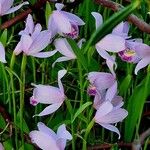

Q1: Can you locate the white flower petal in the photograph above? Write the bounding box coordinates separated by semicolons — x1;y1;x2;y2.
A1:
91;12;103;29
0;42;6;63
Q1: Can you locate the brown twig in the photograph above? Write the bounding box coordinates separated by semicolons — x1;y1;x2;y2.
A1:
94;0;150;34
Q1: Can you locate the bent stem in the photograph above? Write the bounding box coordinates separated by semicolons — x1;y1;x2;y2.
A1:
82;119;95;150
9;53;18;149
20;54;27;149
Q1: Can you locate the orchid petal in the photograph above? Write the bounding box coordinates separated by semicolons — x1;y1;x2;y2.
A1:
31;84;64;104
34;102;63;117
54;38;76;58
20;35;33;54
37;122;57;140
94;101;113;121
57;124;72;140
0;42;6;63
58;69;67;93
77;38;85;49
55;3;64;10
105;81;117;102
61;11;85;25
29;30;51;54
5;1;29;15
31;50;57;58
88;72;115;90
96;34;126;52
14;41;23;55
52;56;73;68
98;108;128;124
31;23;42;40
53;11;72;34
91;12;103;29
135;56;150;75
29;131;59;150
93;92;104;110
112;96;124;109
100;123;121;139
0;142;4;150
1;0;13;15
48;16;58;38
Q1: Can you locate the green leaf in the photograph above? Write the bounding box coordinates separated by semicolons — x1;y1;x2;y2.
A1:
67;38;88;71
124;72;150;142
45;1;52;27
72;102;92;123
84;1;140;53
0;29;7;46
119;74;132;95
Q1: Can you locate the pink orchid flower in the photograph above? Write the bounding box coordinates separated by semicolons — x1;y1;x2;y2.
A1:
30;69;67;117
94;101;128;139
48;3;85;39
87;72;116;96
0;0;28;16
14;14;57;58
52;38;85;67
29;122;72;150
0;42;6;63
93;81;124;110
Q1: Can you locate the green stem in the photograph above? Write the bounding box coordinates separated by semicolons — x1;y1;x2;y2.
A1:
10;53;18;149
82;119;94;150
20;54;27;149
78;61;84;106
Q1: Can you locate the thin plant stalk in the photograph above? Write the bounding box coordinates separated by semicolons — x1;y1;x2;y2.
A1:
9;52;18;149
20;54;27;149
82;119;94;150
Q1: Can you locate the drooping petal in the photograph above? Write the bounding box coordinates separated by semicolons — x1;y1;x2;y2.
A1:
61;11;85;25
4;1;29;15
52;56;73;68
94;101;113;121
29;30;51;54
100;123;121;139
31;84;64;104
97;108;128;124
29;130;59;150
57;124;72;140
91;12;103;29
96;34;126;52
31;50;57;58
0;42;6;63
58;69;67;93
105;81;117;102
77;38;85;49
135;56;150;75
53;11;72;34
34;102;63;117
1;0;13;15
37;122;57;140
54;38;76;58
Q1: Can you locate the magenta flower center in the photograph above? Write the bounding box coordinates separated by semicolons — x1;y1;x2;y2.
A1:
87;86;97;96
30;96;38;106
118;49;136;62
65;24;78;39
